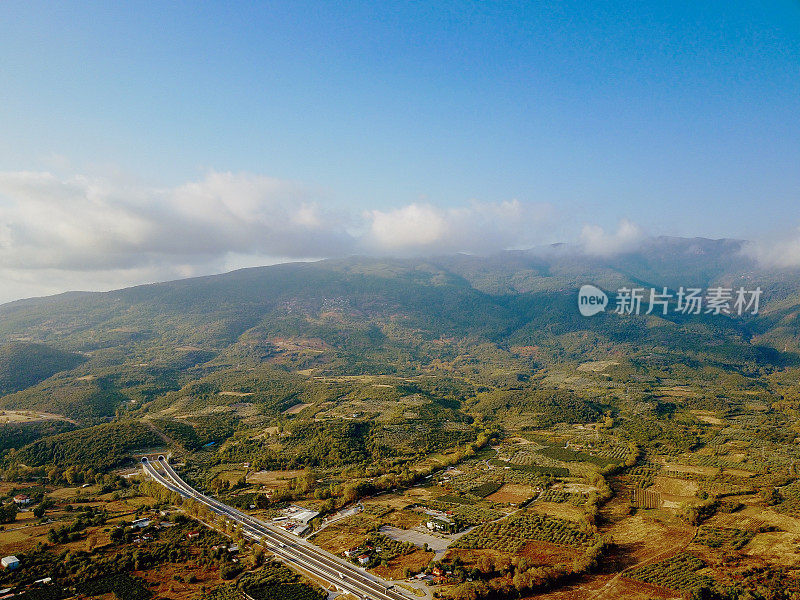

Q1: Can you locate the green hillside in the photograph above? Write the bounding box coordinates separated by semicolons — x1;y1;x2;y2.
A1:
1;239;798;470
0;342;85;396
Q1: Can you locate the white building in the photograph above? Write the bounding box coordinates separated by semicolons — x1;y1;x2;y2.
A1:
131;518;151;529
283;505;319;525
1;556;19;570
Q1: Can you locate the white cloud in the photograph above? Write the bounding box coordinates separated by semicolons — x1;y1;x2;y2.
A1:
742;227;800;268
0;170;350;273
366;204;448;249
0;169;557;302
579;219;645;257
365;199;553;254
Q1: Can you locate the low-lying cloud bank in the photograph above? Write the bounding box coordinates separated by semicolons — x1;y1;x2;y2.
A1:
0;169;560;301
579;219;645;257
0;170;556;263
742;228;800;270
1;168;792;303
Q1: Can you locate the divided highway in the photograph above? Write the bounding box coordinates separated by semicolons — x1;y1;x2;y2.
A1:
142;456;413;600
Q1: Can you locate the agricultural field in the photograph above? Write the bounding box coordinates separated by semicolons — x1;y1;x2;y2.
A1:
451;510;595;553
469;481;503;498
201;561;327;600
0;477;256;600
693;526;754;550
624;552;715;592
486;483;537;504
774;480;800;517
311;513;381;556
424;500;506;525
742;531;800;567
626;461;660;489
76;573;153;600
529;501;587;522
630;488;660;509
538;488;586;505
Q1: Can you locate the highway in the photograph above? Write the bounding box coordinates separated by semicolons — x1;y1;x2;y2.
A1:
142;456;413;600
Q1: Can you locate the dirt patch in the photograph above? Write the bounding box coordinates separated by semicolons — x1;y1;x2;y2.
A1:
577;361;619;373
218;391;253;397
0;410;77;424
382;509;424;529
313;515;380;556
519;540;581;563
283;402;312;415
716;507;800;533
599;578;683;600
366;493;415;511
744;531;800;566
215;470;246;484
311;529;366;556
48;486;97;500
531;501;587;522
689;410;725;425
508;436;542;446
511;345;539;357
247;469;305;487
373;549;434;579
649;476;699;498
659;461;719;476
563;483;600;494
0;519;53;556
657;387;701;398
270;337;325;351
403;486;441;503
487;484;537;504
696;415;725;425
723;468;755;478
134;561;225;600
605;512;694;564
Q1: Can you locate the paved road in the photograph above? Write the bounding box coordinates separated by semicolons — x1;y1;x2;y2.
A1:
143;457;412;600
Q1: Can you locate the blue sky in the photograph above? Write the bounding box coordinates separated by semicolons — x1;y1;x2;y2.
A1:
0;1;799;300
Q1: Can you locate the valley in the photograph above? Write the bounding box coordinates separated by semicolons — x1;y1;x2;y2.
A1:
2;246;800;599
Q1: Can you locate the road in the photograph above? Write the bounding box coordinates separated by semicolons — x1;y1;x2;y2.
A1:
142;456;412;600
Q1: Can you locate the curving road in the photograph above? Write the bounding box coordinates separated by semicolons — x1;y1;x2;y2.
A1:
142;456;412;600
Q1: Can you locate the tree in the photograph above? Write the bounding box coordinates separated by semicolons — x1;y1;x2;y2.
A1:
0;502;17;524
476;554;494;575
451;581;489;600
219;560;242;580
110;527;125;543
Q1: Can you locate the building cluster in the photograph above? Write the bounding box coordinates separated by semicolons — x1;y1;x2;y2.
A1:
127;516;176;545
423;508;462;533
343;542;382;566
271;504;319;536
0;555;67;598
